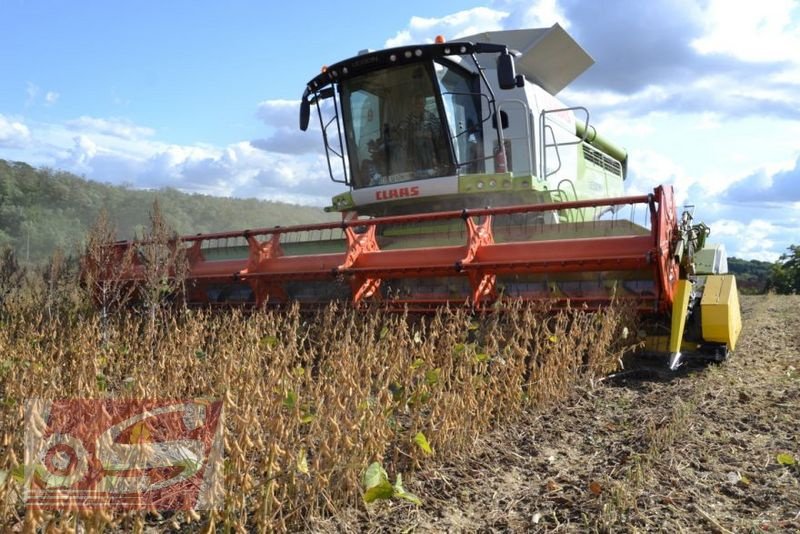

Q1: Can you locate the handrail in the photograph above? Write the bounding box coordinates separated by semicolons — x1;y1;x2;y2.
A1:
318;90;348;184
538;106;590;179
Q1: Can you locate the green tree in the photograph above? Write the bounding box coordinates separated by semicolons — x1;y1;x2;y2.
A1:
727;256;774;294
769;245;800;294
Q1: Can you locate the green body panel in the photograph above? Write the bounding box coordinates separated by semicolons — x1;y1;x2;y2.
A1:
201;218;649;258
201;239;346;261
202;246;250;261
576;122;628;165
547;143;626;224
458;173;535;193
376;218;648;251
576;144;625;199
327;191;355;212
695;244;726;275
282;240;346;255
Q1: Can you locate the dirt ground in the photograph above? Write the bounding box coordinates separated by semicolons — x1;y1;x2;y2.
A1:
321;295;800;532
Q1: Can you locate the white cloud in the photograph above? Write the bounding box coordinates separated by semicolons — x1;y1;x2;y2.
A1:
566;70;800;123
25;82;39;107
693;112;723;131
709;219;783;261
25;82;61;107
517;0;570;29
73;135;97;160
692;0;800;63
723;153;800;203
624;147;698;206
384;7;509;48
66;116;155;140
252;99;328;155
255;99;298;128
1;113;340;206
0;114;31;148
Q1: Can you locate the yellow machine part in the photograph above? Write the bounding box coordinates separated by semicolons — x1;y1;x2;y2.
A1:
668;279;693;354
644;335;700;354
700;274;742;350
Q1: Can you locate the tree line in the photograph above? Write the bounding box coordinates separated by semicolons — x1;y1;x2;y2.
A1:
0;159;333;263
728;248;799;295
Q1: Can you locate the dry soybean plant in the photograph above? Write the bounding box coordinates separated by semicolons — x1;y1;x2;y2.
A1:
0;277;637;532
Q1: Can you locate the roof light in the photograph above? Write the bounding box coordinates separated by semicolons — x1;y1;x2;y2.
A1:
321;65;327;73
389;54;397;62
404;50;412;58
414;48;422;57
435;35;445;44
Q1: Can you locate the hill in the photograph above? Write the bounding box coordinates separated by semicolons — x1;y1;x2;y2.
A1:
0;159;334;262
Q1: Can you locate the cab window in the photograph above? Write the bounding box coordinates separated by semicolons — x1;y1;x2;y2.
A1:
434;60;484;173
341;62;455;188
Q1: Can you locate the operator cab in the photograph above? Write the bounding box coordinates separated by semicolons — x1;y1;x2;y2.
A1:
298;27;621;217
299;40;519;208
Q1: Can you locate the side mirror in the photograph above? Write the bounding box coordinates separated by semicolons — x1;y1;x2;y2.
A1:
299;90;311;131
497;51;517;90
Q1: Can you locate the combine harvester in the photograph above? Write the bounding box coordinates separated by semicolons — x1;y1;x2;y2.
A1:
109;25;741;369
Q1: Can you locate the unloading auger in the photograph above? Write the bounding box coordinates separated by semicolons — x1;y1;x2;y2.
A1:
102;25;741;369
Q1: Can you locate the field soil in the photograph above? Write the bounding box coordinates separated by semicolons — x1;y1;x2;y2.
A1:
323;295;800;532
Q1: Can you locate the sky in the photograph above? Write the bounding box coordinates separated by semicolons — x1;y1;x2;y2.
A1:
1;0;799;261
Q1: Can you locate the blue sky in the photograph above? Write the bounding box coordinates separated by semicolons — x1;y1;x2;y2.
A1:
1;0;799;261
0;0;484;144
